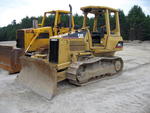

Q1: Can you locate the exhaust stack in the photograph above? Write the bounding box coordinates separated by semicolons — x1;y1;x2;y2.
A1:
32;18;38;28
69;4;72;31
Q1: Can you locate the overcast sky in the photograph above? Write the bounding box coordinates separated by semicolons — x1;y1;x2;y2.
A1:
0;0;149;27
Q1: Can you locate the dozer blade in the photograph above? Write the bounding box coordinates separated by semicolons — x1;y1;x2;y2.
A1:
16;56;57;99
0;45;24;74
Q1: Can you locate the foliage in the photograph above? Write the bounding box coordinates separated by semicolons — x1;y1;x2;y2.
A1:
127;5;146;40
0;5;150;41
119;10;128;40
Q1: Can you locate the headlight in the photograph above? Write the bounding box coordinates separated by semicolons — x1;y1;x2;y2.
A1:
116;41;123;48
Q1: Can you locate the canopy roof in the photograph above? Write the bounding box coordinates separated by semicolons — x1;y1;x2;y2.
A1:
80;6;118;13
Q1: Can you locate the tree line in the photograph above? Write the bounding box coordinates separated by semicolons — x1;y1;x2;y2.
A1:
0;5;150;41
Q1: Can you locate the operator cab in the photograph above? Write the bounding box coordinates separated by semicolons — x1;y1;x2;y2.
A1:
39;10;74;35
81;6;121;47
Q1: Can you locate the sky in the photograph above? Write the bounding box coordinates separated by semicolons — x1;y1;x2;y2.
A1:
0;0;149;27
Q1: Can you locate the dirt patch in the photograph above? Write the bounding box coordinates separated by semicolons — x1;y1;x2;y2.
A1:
0;41;150;113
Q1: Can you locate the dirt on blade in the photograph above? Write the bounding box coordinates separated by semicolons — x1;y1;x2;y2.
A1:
16;56;57;100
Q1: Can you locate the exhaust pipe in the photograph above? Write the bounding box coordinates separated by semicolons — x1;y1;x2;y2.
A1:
32;18;38;28
69;4;72;32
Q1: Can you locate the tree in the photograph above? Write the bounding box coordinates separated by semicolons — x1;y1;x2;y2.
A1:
20;16;33;28
0;6;150;41
11;20;16;25
143;15;150;40
119;10;128;40
74;13;83;28
127;5;146;40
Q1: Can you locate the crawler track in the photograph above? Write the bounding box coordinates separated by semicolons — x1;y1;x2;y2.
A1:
67;56;123;85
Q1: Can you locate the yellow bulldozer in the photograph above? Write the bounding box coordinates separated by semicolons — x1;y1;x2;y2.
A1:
0;6;74;73
17;6;124;99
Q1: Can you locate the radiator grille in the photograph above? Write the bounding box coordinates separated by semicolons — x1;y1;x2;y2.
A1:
49;39;59;63
16;30;24;48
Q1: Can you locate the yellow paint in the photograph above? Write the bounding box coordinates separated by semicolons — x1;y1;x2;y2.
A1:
29;6;123;82
16;10;75;52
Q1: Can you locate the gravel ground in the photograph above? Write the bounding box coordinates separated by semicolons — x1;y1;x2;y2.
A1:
0;41;150;113
0;41;16;47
